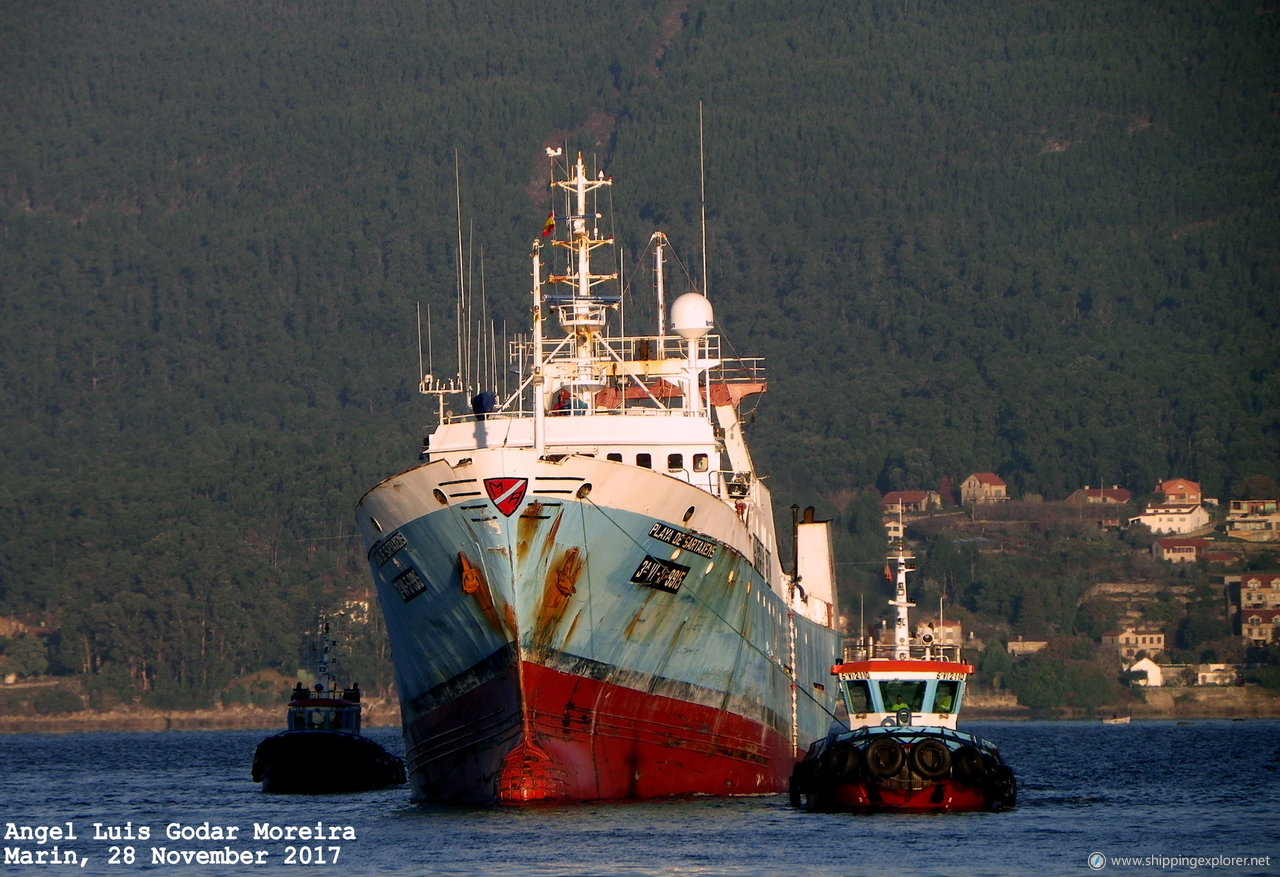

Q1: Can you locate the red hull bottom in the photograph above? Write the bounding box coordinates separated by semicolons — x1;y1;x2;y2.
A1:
403;658;795;804
821;779;996;813
787;727;1017;813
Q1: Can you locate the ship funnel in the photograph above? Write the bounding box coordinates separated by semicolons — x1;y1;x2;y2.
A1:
670;292;714;340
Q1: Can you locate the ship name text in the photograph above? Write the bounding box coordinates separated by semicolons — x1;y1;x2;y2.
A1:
370;531;406;566
647;523;717;558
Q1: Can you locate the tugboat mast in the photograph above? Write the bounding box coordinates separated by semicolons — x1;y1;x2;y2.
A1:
889;544;917;660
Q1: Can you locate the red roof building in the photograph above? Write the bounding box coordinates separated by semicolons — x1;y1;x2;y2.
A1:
881;490;941;514
1152;537;1209;564
961;472;1008;505
1066;485;1132;504
1157;478;1202;504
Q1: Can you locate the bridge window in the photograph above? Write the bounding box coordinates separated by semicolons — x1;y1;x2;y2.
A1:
880;681;926;712
667;453;683;471
933;680;960;713
607;453;623;462
637;453;652;469
843;680;871;714
693;453;709;472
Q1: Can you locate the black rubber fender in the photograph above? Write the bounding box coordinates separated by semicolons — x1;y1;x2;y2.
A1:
865;737;906;779
910;738;951;780
838;742;863;779
952;745;988;785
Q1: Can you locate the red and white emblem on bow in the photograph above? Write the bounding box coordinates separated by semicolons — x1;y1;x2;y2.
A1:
484;478;528;517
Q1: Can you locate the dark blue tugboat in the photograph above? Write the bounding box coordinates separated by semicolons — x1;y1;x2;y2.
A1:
252;624;405;794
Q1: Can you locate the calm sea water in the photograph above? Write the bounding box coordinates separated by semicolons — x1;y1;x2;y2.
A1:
0;721;1276;876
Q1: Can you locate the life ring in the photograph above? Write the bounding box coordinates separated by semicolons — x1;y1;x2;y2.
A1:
910;738;951;780
865;738;905;780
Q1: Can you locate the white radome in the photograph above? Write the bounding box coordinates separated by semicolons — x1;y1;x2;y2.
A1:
670;292;714;340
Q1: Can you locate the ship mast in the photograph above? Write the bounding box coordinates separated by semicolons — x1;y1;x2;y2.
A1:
547;154;617;386
889;543;916;660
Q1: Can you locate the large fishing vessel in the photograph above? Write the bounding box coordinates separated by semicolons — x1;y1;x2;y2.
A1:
355;152;843;803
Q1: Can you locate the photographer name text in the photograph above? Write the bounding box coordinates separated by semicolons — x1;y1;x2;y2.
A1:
4;820;355;868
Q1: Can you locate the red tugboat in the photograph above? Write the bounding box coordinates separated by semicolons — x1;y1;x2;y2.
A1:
788;544;1016;812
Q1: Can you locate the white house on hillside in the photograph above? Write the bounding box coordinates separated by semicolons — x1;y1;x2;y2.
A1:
1126;657;1163;687
1130;503;1210;535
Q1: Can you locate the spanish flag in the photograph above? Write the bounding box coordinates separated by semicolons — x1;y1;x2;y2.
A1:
541;212;555;237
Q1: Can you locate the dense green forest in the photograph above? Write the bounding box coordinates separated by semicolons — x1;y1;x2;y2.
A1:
1;0;1276;705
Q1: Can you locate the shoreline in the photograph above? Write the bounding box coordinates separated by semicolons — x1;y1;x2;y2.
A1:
963;683;1280;721
0;697;403;735
1;688;1277;734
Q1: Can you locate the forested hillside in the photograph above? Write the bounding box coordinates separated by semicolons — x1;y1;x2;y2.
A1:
1;0;1276;705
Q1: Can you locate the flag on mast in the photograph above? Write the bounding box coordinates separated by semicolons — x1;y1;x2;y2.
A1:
541;212;555;237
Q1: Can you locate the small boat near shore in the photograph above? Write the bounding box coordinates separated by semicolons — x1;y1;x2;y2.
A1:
788;544;1016;813
251;624;405;794
1102;714;1131;725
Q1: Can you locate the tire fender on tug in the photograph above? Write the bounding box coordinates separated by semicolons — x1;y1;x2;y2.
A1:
910;738;951;780
865;737;905;779
952;745;988;785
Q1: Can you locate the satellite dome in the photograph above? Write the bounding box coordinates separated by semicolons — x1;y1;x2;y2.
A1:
670;292;714;340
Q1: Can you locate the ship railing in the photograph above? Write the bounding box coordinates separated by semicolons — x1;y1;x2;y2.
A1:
523;332;766;382
841;641;965;663
435;334;765;424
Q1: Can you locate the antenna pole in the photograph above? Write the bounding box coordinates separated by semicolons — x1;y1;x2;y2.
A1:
699;102;708;299
416;302;424;384
654;232;667;340
531;241;545;453
454;153;465;388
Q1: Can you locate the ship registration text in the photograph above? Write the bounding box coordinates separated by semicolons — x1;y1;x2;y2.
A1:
3;821;356;868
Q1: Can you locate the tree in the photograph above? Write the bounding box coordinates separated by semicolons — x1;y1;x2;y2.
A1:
1009;649;1121;710
0;634;49;679
976;639;1013;690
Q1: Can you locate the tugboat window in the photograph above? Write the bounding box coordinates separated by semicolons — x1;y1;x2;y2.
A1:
880;681;927;712
933;680;960;713
843;680;871;714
